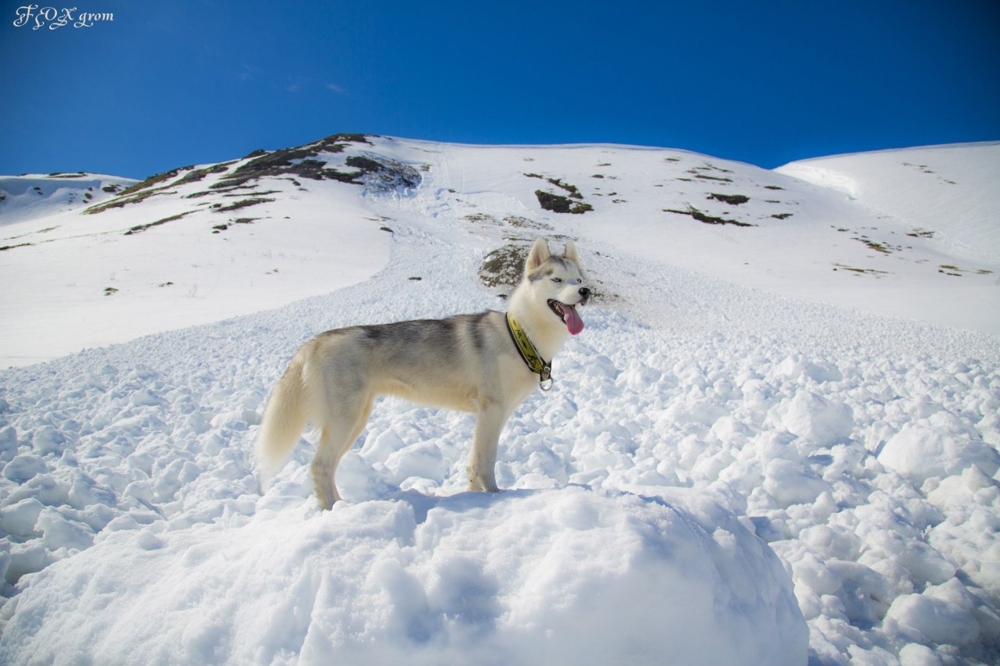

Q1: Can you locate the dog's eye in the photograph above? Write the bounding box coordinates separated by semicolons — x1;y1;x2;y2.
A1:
551;277;563;283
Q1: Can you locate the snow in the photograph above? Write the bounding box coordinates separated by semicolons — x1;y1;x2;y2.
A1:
0;158;390;366
1;135;999;665
0;489;805;666
775;143;1000;264
0;173;136;227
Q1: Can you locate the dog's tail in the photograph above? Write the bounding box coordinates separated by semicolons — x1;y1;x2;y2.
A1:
255;348;311;492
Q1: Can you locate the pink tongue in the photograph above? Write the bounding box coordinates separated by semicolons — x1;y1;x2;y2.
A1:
564;304;584;335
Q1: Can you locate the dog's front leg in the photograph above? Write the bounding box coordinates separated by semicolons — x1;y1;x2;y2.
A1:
468;405;506;492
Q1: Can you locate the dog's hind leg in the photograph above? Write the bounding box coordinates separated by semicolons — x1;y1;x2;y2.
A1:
311;395;373;510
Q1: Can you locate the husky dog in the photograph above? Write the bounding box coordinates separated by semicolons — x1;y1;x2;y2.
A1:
256;238;590;509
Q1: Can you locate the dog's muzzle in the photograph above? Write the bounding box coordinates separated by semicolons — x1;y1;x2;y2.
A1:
548;287;589;336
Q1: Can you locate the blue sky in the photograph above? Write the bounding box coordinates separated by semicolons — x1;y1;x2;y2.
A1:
1;0;998;179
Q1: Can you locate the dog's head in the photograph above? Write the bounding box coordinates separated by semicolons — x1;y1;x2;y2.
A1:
523;238;590;336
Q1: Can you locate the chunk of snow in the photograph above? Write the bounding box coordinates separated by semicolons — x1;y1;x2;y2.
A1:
878;425;1000;483
885;593;980;646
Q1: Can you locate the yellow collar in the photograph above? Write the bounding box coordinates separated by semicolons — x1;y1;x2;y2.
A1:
505;312;553;390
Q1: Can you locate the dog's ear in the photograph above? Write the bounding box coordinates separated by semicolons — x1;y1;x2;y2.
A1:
525;238;551;273
563;240;579;265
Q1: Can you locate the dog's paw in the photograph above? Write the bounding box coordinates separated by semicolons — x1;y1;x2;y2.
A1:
467;477;501;493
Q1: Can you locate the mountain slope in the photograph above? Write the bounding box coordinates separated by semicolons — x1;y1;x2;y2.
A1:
2;135;998;367
777;142;1000;263
0;135;398;365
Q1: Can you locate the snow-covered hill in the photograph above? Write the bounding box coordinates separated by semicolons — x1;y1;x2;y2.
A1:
776;143;1000;264
1;135;998;665
2;135;997;367
0;173;136;227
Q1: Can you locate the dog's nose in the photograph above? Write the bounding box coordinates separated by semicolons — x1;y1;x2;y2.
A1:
579;287;591;301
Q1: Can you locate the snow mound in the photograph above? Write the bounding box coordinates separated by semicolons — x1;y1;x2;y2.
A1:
0;487;806;666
